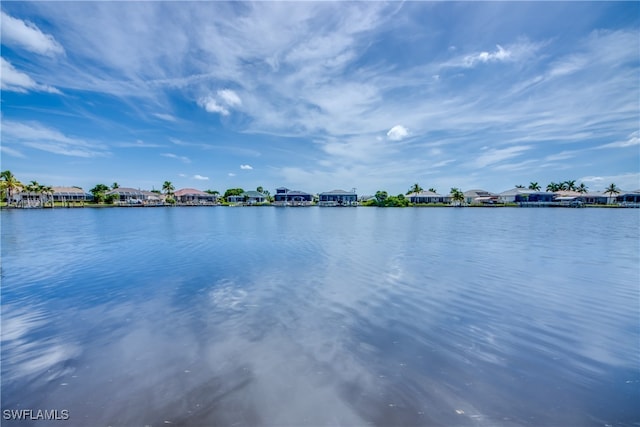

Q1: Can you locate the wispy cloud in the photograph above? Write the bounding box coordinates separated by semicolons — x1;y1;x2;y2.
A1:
1;10;65;57
474;146;533;168
240;164;253;170
228;173;236;177
1;120;108;158
218;89;241;107
1;58;60;94
161;153;190;164
596;131;639;149
0;145;26;158
153;113;177;122
445;39;542;69
118;139;163;148
193;174;209;181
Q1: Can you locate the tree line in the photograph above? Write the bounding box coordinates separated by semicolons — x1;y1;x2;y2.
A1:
1;170;624;206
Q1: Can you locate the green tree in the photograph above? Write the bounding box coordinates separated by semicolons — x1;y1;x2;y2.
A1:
604;183;620;203
515;184;525;189
256;186;264;193
528;182;541;191
450;187;465;206
576;183;588;194
407;183;423;195
105;193;118;204
90;184;110;204
564;180;577;191
223;188;244;202
0;170;23;205
546;182;560;192
112;182;119;190
375;190;388;204
41;185;54;207
162;181;175;196
428;188;437;193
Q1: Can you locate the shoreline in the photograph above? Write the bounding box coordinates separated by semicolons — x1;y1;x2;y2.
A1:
0;203;635;210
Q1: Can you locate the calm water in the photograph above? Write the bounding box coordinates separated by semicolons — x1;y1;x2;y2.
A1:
1;207;639;426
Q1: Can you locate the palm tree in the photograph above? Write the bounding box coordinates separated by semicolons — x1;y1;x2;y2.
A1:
112;182;120;190
0;170;23;206
576;183;588;194
564;180;577;191
41;185;54;207
603;183;620;204
407;183;423;195
515;184;525;189
450;187;465;206
163;181;175;205
546;182;560;192
24;181;43;207
428;188;437;193
162;181;175;196
528;182;541;191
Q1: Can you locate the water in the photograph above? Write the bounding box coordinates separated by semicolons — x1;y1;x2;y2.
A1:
1;207;639;426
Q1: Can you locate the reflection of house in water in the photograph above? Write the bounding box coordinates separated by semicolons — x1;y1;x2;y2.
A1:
318;189;358;206
273;187;313;206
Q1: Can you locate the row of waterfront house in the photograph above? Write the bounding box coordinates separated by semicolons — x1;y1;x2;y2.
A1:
5;186;640;208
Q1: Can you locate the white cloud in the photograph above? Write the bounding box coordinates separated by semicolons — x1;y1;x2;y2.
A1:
197;96;229;116
474;145;532;168
228;173;236;177
240;164;253;170
446;40;542;69
1;120;107;158
153;113;177;122
1;11;65;57
1;58;60;94
218;89;242;107
465;44;511;66
161;153;190;163
193;175;209;181
387;125;409;141
178;173;187;178
580;173;640;191
0;145;26;158
198;89;242;116
596;131;639;149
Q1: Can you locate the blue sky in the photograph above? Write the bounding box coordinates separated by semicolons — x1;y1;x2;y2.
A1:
1;1;639;195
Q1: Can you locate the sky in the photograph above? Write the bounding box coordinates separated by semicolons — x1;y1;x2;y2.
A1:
1;1;639;196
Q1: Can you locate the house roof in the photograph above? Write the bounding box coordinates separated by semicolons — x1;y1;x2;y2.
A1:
464;189;496;197
52;186;85;195
406;190;444;197
174;188;210;197
320;189;357;195
242;191;266;198
278;189;311;196
106;187;145;196
554;190;582;197
499;188;552;196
